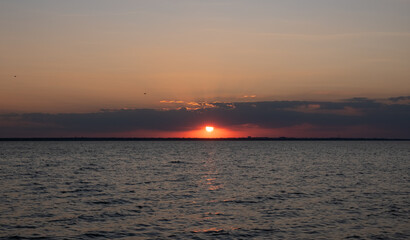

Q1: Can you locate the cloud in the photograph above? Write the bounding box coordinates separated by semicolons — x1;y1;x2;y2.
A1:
1;97;409;138
160;100;185;104
388;96;410;103
242;95;256;98
201;29;410;41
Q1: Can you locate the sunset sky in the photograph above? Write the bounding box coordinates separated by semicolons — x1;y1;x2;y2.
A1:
1;0;409;138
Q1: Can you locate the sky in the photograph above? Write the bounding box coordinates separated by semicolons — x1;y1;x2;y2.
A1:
0;0;409;138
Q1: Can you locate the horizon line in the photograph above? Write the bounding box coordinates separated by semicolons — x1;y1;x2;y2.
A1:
0;137;409;141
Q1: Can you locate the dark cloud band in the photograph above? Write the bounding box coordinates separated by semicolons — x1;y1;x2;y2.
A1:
1;97;409;138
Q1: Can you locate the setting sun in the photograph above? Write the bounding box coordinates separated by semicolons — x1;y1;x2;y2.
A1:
205;126;214;133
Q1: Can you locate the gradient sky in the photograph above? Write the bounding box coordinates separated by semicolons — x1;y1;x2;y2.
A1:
1;0;409;137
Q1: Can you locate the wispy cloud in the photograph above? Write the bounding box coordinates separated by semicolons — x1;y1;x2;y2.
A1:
201;28;410;40
57;11;142;17
243;95;257;99
160;100;185;104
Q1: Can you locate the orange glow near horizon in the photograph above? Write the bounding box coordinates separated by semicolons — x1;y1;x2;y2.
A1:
205;126;214;133
117;126;236;138
187;126;230;138
67;123;384;139
109;125;276;138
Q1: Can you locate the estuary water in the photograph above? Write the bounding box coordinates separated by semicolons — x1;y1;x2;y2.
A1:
0;141;409;239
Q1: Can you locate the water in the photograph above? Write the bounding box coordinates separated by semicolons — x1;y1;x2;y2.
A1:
0;141;409;239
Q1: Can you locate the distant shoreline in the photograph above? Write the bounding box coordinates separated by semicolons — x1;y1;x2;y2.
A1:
0;137;409;141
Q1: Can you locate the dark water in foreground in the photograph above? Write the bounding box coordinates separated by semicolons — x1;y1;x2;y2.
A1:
0;141;409;239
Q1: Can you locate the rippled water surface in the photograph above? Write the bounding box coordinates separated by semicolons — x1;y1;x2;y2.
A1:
0;141;409;239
